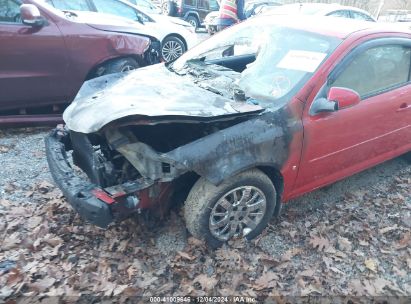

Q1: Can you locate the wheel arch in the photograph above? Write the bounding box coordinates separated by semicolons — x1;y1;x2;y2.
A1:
257;165;284;216
184;12;200;23
85;55;144;80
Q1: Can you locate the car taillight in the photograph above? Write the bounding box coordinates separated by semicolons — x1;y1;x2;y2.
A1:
176;0;183;13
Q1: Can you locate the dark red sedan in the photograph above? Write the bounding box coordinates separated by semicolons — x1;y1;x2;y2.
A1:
46;16;411;247
0;0;160;126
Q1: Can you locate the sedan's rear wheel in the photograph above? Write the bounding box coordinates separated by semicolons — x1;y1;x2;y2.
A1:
186;15;199;29
184;169;277;248
162;0;176;16
94;58;139;78
161;36;186;62
403;152;411;163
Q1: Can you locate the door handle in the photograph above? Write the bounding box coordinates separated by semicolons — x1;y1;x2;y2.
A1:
397;103;411;112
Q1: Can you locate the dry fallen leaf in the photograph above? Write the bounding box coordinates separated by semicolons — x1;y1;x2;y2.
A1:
26;216;43;229
193;274;218;292
281;247;302;262
29;277;56;292
309;236;330;251
364;259;378;273
337;236;352;251
253;271;279;290
379;225;398;234
395;231;411;249
177;251;196;261
300;284;322;296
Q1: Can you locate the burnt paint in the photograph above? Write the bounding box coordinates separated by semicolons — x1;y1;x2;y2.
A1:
109;104;302;192
164;109;294;185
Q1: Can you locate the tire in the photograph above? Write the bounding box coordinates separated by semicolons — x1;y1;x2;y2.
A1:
403;152;411;163
207;27;215;35
95;58;139;78
186;15;200;29
161;36;187;62
162;0;176;16
184;169;277;248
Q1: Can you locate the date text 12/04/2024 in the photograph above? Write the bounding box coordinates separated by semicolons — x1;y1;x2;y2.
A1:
149;296;257;303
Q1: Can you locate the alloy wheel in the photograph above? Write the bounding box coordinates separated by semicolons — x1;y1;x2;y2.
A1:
162;40;184;62
209;186;267;241
120;65;135;72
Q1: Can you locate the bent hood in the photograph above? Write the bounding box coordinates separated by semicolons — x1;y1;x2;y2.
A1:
63;64;263;133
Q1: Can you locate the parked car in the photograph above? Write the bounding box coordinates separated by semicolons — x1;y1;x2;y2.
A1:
262;3;376;21
162;0;220;29
0;0;160;126
46;15;411;247
46;0;197;62
205;0;281;34
126;0;161;14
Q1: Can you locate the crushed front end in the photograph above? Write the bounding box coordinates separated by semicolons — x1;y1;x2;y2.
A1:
45;125;175;228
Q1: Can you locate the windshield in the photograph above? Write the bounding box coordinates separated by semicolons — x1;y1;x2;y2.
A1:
172;19;340;107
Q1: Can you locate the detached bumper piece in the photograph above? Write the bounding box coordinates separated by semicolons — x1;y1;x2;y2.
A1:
45;127;147;228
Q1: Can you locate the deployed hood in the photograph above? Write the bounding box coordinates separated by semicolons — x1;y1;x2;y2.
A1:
66;10;158;38
63;64;263;133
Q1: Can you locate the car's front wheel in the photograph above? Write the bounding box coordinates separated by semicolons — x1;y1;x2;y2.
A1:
186;15;200;29
161;36;186;62
184;169;277;248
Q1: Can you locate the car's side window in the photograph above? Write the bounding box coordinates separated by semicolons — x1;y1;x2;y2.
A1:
332;45;411;98
46;0;91;11
184;0;197;7
209;0;219;10
198;0;208;9
0;0;21;24
351;11;374;22
327;10;350;19
93;0;139;21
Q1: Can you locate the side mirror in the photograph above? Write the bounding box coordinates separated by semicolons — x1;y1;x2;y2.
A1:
310;87;360;115
328;87;361;110
20;4;45;27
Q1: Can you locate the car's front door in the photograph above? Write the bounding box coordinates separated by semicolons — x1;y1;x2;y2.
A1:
294;38;411;193
0;0;70;111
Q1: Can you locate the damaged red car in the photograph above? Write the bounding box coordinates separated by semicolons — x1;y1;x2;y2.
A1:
46;16;411;247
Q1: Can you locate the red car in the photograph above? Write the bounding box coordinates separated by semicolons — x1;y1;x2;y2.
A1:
0;0;160;126
46;16;411;247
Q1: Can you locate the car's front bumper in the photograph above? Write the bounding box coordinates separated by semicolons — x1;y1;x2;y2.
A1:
45;127;155;228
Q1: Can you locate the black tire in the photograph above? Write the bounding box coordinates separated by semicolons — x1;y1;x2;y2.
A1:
186;15;200;29
97;58;139;77
161;36;187;62
162;0;177;16
207;27;215;35
184;169;277;248
403;152;411;163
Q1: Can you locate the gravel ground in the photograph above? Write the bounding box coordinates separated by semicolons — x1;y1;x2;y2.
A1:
0;128;51;202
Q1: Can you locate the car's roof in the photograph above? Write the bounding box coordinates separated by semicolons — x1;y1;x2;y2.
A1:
264;3;373;18
251;15;410;39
